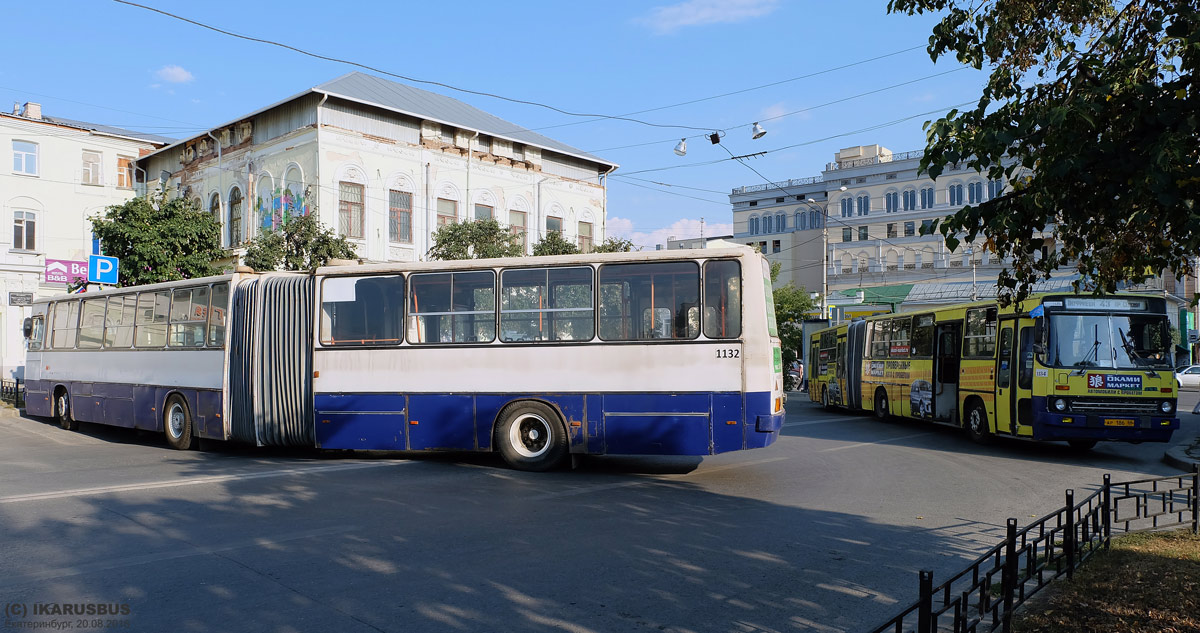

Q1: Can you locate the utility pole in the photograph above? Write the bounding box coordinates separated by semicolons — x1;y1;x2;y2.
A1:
970;246;978;301
700;217;705;246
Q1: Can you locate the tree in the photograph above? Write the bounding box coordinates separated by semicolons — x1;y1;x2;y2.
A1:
770;261;818;390
427;218;524;261
243;213;358;271
90;191;224;287
531;231;580;256
888;0;1200;304
592;236;637;253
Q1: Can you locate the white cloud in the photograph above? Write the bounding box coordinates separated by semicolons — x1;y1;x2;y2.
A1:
154;64;194;84
637;0;779;34
608;216;735;250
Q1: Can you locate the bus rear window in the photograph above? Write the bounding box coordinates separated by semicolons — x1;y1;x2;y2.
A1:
599;262;699;341
321;275;405;346
703;260;741;339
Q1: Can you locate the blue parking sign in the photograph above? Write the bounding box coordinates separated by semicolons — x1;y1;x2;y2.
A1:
88;255;119;285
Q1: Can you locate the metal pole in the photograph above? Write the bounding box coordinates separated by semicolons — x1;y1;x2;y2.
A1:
1192;464;1198;536
1065;489;1076;579
1103;473;1112;548
971;247;978;301
1001;517;1018;633
917;570;934;633
822;208;828;320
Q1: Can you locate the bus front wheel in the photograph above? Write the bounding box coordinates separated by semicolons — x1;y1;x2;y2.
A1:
496;401;568;472
874;388;889;421
821;387;830;410
55;389;76;431
163;395;197;451
964;402;992;445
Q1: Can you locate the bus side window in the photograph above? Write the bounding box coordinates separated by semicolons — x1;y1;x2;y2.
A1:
1018;327;1034;389
964;307;998;358
208;283;229;348
52;301;79;349
997;328;1014;388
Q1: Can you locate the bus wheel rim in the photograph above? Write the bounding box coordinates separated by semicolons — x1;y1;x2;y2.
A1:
970;409;982;433
510;413;550;458
57;394;67;417
168;403;185;439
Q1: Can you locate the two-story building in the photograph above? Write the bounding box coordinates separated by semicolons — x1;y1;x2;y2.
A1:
1;103;171;378
138;72;618;263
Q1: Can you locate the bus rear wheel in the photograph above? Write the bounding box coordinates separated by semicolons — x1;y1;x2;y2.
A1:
964;402;992;445
163;395;197;451
495;401;568;472
874;388;889;421
55;389;76;431
821;387;830;410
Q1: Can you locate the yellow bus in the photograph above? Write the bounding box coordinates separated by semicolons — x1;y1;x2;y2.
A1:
808;294;1180;449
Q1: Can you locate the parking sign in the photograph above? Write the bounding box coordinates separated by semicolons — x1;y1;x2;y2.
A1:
88;255;119;285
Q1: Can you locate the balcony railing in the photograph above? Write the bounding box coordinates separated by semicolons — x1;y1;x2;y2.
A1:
732;175;824;195
825;149;926;171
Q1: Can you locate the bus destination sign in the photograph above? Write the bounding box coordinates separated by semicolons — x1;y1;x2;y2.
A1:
1086;373;1142;391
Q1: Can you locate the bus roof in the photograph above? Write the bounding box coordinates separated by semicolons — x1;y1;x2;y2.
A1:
315;246;758;277
29;272;265;305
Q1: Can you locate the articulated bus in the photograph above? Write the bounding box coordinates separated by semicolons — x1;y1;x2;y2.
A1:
22;247;785;470
808;294;1179;449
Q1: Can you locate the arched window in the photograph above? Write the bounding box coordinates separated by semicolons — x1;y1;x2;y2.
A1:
840;197;853;218
228;187;243;245
920;187;935;209
749;216;759;234
902;189;916;211
885;191;898;213
967;181;983;204
987;179;1004;199
949;183;964;206
209;193;222;241
255;174;273;235
776;212;785;231
799;213;807;230
896;250;904;269
856;194;870;216
764;215;773;233
810;210;820;228
282;166;304;221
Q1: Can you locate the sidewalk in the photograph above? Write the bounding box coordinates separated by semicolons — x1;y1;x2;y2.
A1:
1163;395;1200;472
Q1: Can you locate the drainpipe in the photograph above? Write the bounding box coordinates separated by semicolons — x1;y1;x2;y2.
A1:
425;161;432;259
600;164;616;246
535;176;548;243
206;130;223;248
466;131;479;223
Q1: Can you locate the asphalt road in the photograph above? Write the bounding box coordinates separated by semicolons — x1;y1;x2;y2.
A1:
0;394;1195;633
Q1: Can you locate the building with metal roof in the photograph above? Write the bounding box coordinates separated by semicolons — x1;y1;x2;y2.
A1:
139;72;618;263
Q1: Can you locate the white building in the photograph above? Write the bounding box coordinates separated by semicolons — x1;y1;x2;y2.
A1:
139;72;618;263
0;103;171;378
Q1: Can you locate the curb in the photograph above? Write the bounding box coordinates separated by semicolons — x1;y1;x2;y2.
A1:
1164;437;1199;472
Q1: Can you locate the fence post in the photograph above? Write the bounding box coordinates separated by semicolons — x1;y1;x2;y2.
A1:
1102;473;1112;549
917;569;934;633
1001;517;1018;633
1192;464;1198;536
1064;489;1075;579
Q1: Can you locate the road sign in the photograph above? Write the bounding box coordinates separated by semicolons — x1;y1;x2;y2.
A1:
1189;329;1198;345
88;255;119;285
45;259;88;284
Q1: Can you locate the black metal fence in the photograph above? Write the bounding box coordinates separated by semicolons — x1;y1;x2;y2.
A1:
868;467;1199;633
0;378;24;408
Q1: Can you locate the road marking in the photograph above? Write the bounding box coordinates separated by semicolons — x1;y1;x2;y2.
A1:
819;432;933;452
0;460;411;504
782;417;848;428
0;525;356;588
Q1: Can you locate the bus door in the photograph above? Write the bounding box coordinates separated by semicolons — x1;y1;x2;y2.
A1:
835;335;846;406
995;323;1016;434
1015;325;1035;434
933;322;961;422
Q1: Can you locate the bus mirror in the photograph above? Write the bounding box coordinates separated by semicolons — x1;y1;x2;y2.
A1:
22;317;32;338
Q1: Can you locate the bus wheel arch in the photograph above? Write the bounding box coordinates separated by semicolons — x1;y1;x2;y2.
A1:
963;397;992;445
163;392;197;451
492;399;568;472
54;385;76;431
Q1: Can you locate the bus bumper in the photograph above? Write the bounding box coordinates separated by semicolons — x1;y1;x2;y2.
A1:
756;411;784;433
1031;409;1178;443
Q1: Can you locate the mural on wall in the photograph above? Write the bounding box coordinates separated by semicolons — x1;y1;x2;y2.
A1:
256;187;311;232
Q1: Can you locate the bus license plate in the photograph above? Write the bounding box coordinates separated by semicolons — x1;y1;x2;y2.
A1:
1104;418;1136;427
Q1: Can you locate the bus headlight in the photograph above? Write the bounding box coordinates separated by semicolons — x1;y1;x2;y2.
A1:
1053;398;1067;412
1161;400;1174;414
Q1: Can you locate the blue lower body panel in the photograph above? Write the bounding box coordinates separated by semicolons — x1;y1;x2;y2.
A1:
314;391;780;456
1030;396;1178;442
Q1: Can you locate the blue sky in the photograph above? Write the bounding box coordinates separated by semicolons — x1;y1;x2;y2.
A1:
3;0;988;248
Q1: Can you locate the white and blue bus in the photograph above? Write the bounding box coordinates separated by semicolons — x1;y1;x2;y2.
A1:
22;247;784;470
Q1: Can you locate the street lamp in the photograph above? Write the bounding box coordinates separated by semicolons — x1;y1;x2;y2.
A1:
674;138;687;157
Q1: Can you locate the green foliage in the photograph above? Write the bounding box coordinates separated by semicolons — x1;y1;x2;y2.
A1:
243;213;358;271
774;282;817;390
427;218;524;261
889;0;1200;304
531;231;580;257
591;236;637;253
90;191;224;287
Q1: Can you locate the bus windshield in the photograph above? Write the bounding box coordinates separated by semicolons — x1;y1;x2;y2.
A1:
1047;312;1172;369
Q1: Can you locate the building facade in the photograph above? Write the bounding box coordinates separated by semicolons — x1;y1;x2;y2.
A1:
138;72;618;263
0;103;171;378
